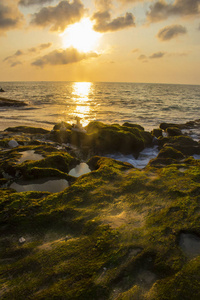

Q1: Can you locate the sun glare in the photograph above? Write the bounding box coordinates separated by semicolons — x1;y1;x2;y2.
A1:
61;18;101;53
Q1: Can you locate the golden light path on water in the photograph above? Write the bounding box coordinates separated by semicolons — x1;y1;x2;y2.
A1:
71;82;93;126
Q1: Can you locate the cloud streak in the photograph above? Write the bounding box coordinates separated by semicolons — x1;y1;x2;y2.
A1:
157;24;187;41
31;47;99;67
147;0;200;22
19;0;54;6
31;0;85;32
93;10;135;32
149;51;165;59
3;42;52;67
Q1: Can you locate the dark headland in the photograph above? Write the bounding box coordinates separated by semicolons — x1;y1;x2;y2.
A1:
0;120;200;299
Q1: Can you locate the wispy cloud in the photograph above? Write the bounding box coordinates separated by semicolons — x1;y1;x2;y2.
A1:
19;0;54;6
149;51;165;59
3;42;52;67
157;24;187;41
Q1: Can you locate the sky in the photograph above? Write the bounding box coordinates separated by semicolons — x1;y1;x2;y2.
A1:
0;0;200;84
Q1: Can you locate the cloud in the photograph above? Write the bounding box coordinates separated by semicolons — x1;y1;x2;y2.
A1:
92;10;135;32
0;0;24;34
31;47;99;67
28;43;52;53
132;48;139;53
149;51;165;59
3;42;52;67
4;50;24;62
10;61;22;67
147;0;200;23
94;0;113;10
138;54;147;60
31;0;85;32
19;0;54;6
157;24;187;41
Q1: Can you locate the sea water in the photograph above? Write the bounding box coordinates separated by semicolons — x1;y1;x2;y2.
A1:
0;81;199;132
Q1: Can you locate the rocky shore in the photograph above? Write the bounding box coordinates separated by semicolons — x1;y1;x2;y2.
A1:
0;120;200;299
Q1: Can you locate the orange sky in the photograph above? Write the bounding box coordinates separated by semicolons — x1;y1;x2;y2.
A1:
0;0;200;84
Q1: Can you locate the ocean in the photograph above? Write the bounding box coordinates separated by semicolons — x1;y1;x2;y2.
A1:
0;81;200;132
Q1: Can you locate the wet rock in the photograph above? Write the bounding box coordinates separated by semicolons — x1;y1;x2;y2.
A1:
166;127;182;137
157;146;184;160
8;140;19;148
0;97;27;107
151;129;163;138
159;136;200;156
19;237;26;244
5;126;50;134
84;121;153;155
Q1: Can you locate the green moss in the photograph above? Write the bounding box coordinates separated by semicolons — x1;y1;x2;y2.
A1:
146;257;200;300
0;126;200;300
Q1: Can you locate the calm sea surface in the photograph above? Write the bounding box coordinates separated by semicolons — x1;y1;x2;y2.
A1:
0;81;200;131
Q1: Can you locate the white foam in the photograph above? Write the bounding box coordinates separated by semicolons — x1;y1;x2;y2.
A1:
106;146;159;169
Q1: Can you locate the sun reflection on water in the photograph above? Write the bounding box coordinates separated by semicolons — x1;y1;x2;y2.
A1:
71;82;92;126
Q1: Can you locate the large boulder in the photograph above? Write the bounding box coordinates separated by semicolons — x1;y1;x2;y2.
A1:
83;121;153;155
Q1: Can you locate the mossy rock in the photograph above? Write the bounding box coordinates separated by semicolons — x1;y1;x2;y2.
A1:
146;257;200;300
53;122;72;131
166;127;182;137
157;147;184;160
50;121;153;155
84;121;153;155
151;129;163;138
5;126;50;134
18;153;79;175
158;136;200;156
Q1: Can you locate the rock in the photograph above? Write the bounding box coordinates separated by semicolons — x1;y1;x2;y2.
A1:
151;129;163;138
84;121;153;155
5;126;50;134
53;122;72;131
157;146;184;160
158;136;200;156
8;139;19;148
160;123;180;130
0;97;27;106
19;237;26;244
166;127;182;137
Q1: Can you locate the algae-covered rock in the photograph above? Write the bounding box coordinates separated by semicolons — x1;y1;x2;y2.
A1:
151;128;163;138
5;126;50;134
158;135;200;156
166;127;182;137
18;152;79;176
84;121;153;155
51;121;153;155
157;147;185;160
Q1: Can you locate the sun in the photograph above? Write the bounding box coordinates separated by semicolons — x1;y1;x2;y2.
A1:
61;18;101;53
